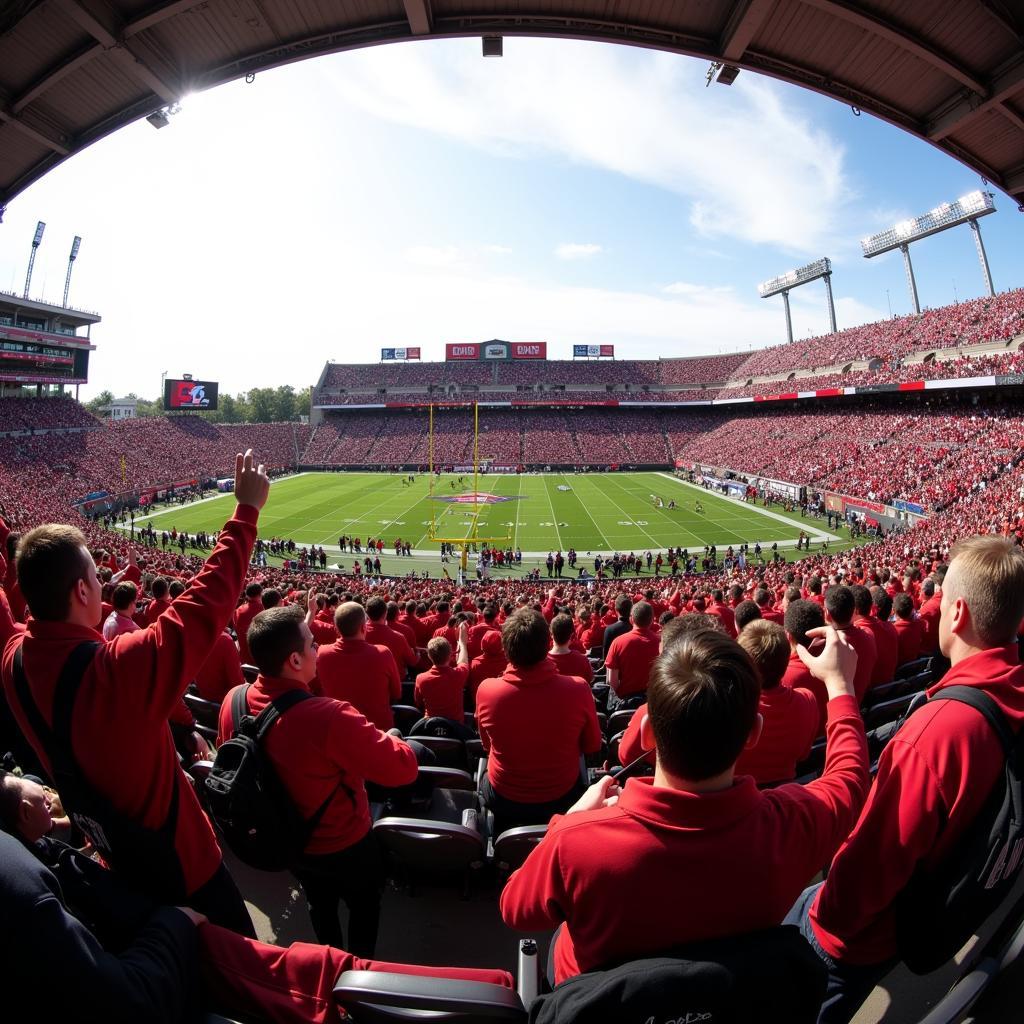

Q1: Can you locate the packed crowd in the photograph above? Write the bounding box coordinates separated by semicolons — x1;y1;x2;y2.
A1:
2;439;1024;1024
0;395;101;433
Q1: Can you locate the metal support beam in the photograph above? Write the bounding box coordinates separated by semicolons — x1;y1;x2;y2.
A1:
402;0;433;35
968;219;996;296
927;56;1024;140
799;0;987;94
718;0;774;62
781;290;794;345
900;244;921;314
125;0;209;38
0;104;71;155
823;273;837;334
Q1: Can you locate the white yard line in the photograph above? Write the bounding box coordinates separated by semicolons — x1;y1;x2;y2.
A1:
656;473;841;541
566;474;614;550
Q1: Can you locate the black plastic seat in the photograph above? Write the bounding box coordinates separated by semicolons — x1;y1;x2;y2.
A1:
493;825;547;878
184;691;221;731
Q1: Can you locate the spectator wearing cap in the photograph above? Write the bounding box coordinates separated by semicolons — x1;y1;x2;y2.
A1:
469;630;507;708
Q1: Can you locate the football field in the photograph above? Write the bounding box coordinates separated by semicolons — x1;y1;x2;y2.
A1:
130;472;851;576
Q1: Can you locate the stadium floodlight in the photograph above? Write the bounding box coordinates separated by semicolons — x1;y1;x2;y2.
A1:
23;220;45;298
757;257;837;344
860;191;996;313
63;235;82;308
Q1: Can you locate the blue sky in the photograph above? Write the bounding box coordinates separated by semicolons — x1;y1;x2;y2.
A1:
0;37;1020;400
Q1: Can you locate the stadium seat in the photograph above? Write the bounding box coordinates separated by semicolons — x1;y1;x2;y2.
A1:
241;664;259;684
390;704;422;736
606;708;637;737
409;735;469;770
895;656;934;681
184;691;221;731
493;825;547;880
862;690;924;732
334;936;539;1023
416;765;475;792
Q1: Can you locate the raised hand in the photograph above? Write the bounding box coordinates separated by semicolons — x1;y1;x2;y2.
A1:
234;449;270;511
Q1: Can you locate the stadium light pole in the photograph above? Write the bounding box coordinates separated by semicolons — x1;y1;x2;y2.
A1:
62;235;81;308
758;258;837;344
860;191;996;314
23;220;45;298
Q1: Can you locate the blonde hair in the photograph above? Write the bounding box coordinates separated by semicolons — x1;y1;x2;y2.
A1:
947;536;1024;647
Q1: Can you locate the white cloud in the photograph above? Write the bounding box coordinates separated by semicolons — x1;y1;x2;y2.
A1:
662;281;735;300
321;41;852;253
404;245;462;268
555;242;603;260
483;244;513;255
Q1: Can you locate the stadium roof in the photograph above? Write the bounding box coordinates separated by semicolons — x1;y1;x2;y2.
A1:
2;1;1023;211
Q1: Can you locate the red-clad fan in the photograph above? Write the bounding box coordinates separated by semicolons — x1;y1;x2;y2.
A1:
850;585;897;688
232;581;264;665
735;620;819;785
576;606;606;654
476;608;602;834
783;599;829;733
193;628;246;703
469;630;507;708
789;536;1024;1021
365;595;418;676
870;588;901;681
605;600;660;703
825;585;876;703
501;621;869;983
755;587;785;625
316;602;400;731
1;449;271;935
549;613;594;684
891;593;924;665
218;604;418;955
705;589;738;638
467;603;500;659
142;576;172;626
917;577;943;654
414;625;470;723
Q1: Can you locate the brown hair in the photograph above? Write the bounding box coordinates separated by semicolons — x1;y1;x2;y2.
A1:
550;613;575;645
647;631;760;781
111;581;138;612
947;536;1024;647
501;608;550;668
737;620;790;690
15;524;93;622
247;606;305;676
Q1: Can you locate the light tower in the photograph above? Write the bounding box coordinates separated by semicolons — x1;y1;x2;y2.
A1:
860;191;997;314
63;235;81;307
23;220;45;298
758;258;837;344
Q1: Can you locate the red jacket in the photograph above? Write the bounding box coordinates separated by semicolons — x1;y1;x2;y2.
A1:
839;623;877;703
783;650;827;734
1;505;258;898
810;645;1024;965
706;602;737;638
143;597;172;627
218;673;417;856
469;640;507;706
414;662;469;721
549;649;594;685
476;660;602;803
735;685;819;785
918;595;942;654
316;637;400;731
893;617;924;666
193;630;245;703
502;695;868;981
605;626;660;697
467;621;500;660
232;597;264;665
366;620;418;672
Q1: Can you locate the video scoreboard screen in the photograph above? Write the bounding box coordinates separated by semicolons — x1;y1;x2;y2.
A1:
164;378;218;410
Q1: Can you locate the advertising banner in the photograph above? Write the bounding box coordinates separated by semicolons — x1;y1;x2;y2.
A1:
510;342;546;359
445;343;480;360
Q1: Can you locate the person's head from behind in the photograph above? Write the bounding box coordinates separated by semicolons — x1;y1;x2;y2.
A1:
850;585;873;619
15;524;99;625
366;596;387;623
502;608;550;669
261;588;282;610
641;631;761;784
893;593;915;622
733;600;762;634
427;636;451;667
0;771;55;844
550;613;575;648
245;581;262;602
630;601;653;629
872;587;893;622
111;581;138;615
784;599;826;651
939;537;1024;662
247;606;316;684
615;595;632;619
151;577;169;601
660;612;723;655
738;620;790;691
169;580;185;599
824;585;855;628
335;601;367;640
481;630;504;659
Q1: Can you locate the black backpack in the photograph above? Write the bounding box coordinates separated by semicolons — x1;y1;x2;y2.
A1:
10;642;187;903
528;926;826;1024
205;685;339;871
895;685;1024;974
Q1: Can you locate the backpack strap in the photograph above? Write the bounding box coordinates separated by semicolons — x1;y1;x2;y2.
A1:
230;684;252;736
929;685;1015;757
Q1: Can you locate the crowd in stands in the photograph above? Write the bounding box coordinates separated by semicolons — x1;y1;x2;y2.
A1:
3;430;1024;1023
0;395;100;433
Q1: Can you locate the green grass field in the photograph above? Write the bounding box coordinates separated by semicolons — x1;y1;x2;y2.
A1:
130;472;855;577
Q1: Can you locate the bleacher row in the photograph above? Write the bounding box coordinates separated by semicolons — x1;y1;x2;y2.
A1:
314;289;1024;400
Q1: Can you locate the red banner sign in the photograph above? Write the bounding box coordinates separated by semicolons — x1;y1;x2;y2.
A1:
511;342;546;359
600;344;615;357
445;343;480;360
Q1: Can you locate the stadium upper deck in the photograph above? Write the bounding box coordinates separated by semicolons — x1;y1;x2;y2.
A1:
313;289;1024;410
